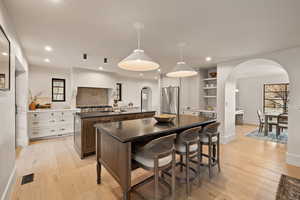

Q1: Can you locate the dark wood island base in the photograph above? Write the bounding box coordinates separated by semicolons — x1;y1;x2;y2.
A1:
95;115;215;200
74;110;156;159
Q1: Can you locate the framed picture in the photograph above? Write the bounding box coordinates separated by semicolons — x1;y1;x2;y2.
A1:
52;78;66;102
0;25;11;91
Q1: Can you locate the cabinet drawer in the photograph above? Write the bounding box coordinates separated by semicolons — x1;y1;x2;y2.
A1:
30;127;57;138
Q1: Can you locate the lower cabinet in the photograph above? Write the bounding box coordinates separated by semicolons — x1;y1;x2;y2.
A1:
74;112;156;159
28;110;77;140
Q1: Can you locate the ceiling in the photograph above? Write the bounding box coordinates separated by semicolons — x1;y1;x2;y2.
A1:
4;0;300;79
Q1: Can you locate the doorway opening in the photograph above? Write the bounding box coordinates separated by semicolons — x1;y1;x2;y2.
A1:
224;59;289;144
141;86;152;111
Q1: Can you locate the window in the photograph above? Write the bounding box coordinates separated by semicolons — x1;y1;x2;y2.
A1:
264;83;289;113
52;78;66;102
116;83;122;101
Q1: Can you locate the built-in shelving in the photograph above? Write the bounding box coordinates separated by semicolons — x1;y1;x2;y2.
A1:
203;87;217;90
204;96;217;98
203;78;217;81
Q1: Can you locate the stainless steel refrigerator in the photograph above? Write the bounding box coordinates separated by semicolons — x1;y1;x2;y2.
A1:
161;86;180;115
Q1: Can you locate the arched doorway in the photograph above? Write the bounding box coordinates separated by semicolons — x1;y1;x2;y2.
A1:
141;86;152;111
223;59;289;144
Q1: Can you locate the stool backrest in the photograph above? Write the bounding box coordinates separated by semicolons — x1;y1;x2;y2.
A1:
257;109;264;123
202;122;221;136
139;134;177;159
278;113;288;125
177;126;202;144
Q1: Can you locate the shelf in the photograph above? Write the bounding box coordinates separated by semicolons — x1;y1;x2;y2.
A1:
204;96;217;98
203;78;217;81
203;87;216;90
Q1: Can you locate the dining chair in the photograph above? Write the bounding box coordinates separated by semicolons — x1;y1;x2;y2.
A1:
199;122;221;179
133;134;176;200
276;113;288;138
257;110;265;133
257;109;278;133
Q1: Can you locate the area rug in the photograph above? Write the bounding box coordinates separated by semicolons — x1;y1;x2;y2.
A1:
276;174;300;200
245;129;288;144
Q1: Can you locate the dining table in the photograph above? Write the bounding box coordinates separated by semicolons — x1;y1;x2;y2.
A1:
94;115;215;200
263;112;284;136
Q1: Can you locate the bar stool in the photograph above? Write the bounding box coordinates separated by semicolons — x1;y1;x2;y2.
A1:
132;134;177;200
199;122;221;179
175;126;202;196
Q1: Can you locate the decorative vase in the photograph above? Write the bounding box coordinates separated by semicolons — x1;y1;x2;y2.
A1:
29;101;37;110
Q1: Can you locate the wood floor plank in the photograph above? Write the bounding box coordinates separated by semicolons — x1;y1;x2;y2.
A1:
11;125;300;200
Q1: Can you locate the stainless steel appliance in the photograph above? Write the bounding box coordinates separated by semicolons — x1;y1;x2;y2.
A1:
161;86;180;115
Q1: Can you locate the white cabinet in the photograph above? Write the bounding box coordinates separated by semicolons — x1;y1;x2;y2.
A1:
28;109;78;140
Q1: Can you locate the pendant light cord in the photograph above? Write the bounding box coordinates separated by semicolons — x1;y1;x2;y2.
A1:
178;42;186;62
134;22;144;50
137;27;141;49
179;45;183;62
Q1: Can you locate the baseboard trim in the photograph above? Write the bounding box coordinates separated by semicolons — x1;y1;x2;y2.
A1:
221;134;236;144
286;152;300;167
1;165;16;200
16;137;29;147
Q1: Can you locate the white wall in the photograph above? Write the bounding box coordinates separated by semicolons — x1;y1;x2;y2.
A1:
115;75;159;111
0;1;29;200
29;66;71;108
238;74;289;125
217;48;300;167
28;67;160;111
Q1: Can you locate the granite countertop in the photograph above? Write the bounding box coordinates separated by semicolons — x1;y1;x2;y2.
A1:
76;109;156;119
94;115;215;143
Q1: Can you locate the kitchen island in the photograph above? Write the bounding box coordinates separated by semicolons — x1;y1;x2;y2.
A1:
95;115;215;200
74;110;156;158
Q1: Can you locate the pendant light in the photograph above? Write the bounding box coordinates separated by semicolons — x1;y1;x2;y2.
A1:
118;22;160;71
166;43;198;78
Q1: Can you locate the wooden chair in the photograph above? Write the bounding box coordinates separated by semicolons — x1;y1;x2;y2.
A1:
174;126;202;196
133;134;176;200
276;113;288;138
199;122;221;179
257;110;265;133
257;109;277;133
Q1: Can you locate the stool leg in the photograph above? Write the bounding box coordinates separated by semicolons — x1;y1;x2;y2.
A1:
154;158;159;200
208;139;212;179
213;144;216;159
217;135;221;173
185;143;191;196
199;142;203;163
171;150;176;200
197;141;201;186
180;155;183;172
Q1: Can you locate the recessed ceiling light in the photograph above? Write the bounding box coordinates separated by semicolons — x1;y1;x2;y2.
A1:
157;69;161;72
2;52;8;56
44;46;53;52
139;73;143;76
98;66;103;70
206;57;212;62
44;58;50;63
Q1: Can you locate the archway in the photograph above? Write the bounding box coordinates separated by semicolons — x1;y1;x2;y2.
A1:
223;59;289;144
141;86;152;111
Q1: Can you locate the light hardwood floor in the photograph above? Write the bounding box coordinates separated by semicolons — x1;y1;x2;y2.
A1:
11;125;300;200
